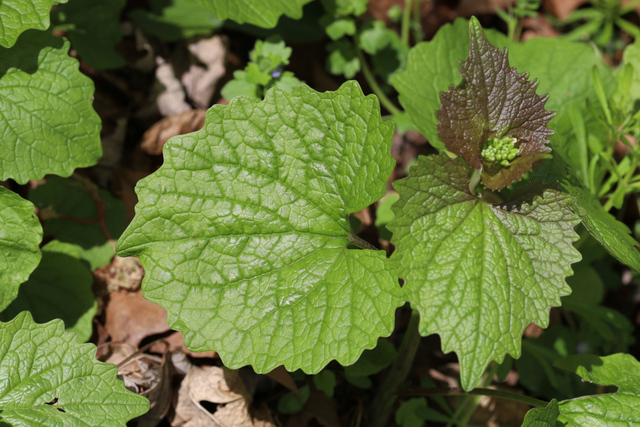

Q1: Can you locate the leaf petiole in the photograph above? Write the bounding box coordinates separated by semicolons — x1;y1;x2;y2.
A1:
469;167;483;194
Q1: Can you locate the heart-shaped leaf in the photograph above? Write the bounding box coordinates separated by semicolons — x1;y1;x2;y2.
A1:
0;187;42;312
555;353;640;424
0;31;102;184
117;81;402;374
0;0;66;47
0;311;149;425
389;153;581;390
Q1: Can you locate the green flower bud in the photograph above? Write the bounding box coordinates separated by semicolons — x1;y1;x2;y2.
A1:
481;136;520;168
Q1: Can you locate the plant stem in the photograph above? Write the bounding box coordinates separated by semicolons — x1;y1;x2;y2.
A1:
354;46;403;116
399;386;548;408
457;363;499;426
369;309;421;427
401;0;413;47
469;167;482;194
349;233;378;250
412;0;423;43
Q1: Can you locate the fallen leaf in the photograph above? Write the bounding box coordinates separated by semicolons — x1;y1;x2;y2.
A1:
104;342;153;393
266;366;299;398
141;109;207;155
95;255;145;293
137;353;174;427
172;366;276;427
148;330;218;359
104;289;170;347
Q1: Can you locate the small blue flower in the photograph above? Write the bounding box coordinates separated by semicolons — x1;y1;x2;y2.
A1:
577;342;591;354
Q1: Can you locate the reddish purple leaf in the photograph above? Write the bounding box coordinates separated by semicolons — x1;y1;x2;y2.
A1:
437;17;555;190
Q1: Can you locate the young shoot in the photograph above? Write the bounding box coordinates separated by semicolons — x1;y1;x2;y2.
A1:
481;136;520;167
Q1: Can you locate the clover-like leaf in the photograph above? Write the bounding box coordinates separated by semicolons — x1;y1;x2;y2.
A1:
437;18;554;190
191;0;312;28
0;311;149;425
521;399;559;427
554;353;640;425
117;81;402;374
326;40;361;79
0;187;42;312
0;0;66;48
0;241;97;343
0;30;102;184
389;153;581;390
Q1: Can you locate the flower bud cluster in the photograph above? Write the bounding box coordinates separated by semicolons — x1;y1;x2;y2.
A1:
481;136;520;167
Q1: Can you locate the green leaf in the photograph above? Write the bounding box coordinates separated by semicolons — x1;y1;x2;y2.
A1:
323;17;356;40
321;0;367;17
0;30;102;184
245;63;272;85
509;40;614;183
221;71;261;100
370;28;408;83
344;372;372;388
560;180;640;273
326;40;360;79
0;311;149;425
391;18;507;149
29;176;127;271
508;40;613;118
250;36;292;73
622;39;640;101
396;398;429;427
313;370;336;397
358;20;391;55
561;299;634;351
565;264;604;306
516;330;586;400
191;0;312;28
375;192;399;241
51;0;126;69
343;337;397;377
388;154;581;390
277;385;310;414
0;241;97;343
555;353;640;425
437;18;554;190
270;72;302;94
117;82;402;374
0;0;66;48
521;399;559;426
0;187;42;312
222;1;325;45
129;0;223;42
531;156;640;273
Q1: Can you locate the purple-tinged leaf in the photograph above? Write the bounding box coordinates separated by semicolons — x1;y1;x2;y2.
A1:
437;17;555;190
